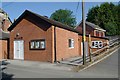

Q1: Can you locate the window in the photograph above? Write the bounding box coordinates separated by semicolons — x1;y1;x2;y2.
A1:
35;41;40;48
101;32;105;37
91;41;103;48
30;41;35;49
69;39;74;48
40;41;45;49
98;41;103;48
96;31;99;36
30;39;45;50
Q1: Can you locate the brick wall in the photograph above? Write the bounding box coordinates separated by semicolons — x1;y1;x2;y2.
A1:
79;35;108;56
76;24;94;36
55;27;79;61
0;40;8;60
9;17;54;62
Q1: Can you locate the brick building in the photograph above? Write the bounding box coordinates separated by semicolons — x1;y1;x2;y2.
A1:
75;21;106;37
0;9;12;60
8;10;108;63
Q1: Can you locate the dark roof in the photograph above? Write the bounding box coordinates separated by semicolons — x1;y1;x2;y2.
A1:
8;10;108;40
0;29;9;39
8;10;79;33
85;21;106;31
76;21;106;32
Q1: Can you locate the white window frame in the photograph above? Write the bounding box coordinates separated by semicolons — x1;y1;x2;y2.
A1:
30;41;35;49
40;41;45;49
69;39;74;48
91;41;103;48
35;41;40;49
30;39;45;50
98;41;103;48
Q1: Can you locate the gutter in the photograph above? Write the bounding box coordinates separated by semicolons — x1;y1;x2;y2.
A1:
95;28;106;32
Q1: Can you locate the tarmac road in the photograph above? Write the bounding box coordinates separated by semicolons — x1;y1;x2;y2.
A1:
2;48;119;78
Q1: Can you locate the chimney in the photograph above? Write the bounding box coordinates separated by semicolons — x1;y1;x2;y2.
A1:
43;16;48;18
14;19;16;22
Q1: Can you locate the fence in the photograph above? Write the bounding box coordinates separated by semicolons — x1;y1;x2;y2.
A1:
91;36;120;57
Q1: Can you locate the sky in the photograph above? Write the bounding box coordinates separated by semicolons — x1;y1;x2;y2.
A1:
1;2;118;24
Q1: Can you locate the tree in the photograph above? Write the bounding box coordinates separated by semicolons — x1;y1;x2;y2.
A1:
86;2;120;35
105;22;117;35
50;9;76;28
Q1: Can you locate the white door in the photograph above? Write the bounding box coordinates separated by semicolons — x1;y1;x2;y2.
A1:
81;42;89;57
81;42;83;56
14;40;24;60
85;42;89;57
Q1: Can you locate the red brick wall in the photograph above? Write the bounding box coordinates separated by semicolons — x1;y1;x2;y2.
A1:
76;24;94;36
78;35;108;56
76;24;106;37
9;17;54;62
0;40;3;60
9;16;108;62
0;40;8;60
89;37;108;52
55;27;79;61
78;36;83;56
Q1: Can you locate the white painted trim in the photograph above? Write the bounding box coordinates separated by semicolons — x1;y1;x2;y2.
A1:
95;28;106;32
81;42;83;56
68;38;74;49
91;41;103;49
14;40;24;60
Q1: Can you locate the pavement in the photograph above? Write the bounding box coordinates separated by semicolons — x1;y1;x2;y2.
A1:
1;47;119;78
1;59;73;71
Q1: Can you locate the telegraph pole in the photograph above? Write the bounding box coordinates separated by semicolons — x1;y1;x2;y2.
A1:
82;0;86;65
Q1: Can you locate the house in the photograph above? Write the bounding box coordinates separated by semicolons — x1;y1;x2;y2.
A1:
0;29;9;60
75;21;106;37
8;10;109;63
0;9;12;60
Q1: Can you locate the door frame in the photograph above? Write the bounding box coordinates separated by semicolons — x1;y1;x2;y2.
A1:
81;42;89;57
14;40;24;60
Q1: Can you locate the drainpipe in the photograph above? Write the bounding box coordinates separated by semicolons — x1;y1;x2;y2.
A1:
54;26;57;62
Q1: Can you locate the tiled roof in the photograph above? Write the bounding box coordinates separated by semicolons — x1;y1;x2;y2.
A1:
8;10;79;33
8;10;108;40
85;21;106;31
75;21;106;32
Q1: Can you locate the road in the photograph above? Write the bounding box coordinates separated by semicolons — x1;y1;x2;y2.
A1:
2;48;119;78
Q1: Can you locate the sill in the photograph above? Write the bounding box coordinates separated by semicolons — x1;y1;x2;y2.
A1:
30;48;45;50
91;47;103;49
69;47;74;49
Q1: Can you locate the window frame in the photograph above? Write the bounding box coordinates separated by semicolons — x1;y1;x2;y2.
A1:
96;31;99;36
68;39;74;49
91;41;103;49
29;39;45;50
98;41;103;48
